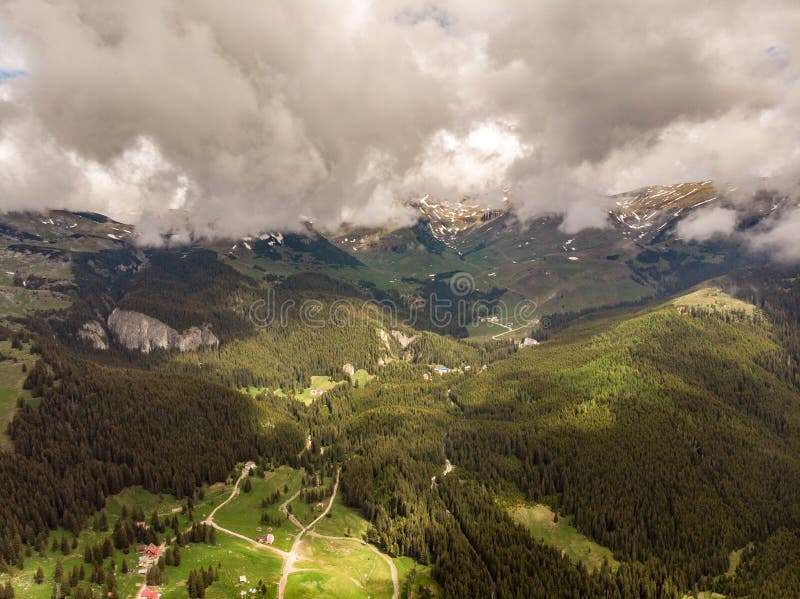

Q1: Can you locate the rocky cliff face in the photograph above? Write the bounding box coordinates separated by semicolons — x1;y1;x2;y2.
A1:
107;308;219;353
78;320;109;350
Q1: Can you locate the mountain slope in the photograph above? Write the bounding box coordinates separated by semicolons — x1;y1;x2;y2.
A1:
0;182;780;330
3;212;800;597
445;288;800;582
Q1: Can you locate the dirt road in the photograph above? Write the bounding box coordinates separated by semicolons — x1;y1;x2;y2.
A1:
203;465;289;559
277;471;341;599
189;462;399;599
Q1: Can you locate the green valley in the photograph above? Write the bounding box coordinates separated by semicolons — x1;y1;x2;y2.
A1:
2;207;800;598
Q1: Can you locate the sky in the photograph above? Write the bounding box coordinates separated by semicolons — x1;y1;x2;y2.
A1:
0;0;799;247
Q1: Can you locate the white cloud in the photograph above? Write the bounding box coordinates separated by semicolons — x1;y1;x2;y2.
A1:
0;0;798;240
748;206;800;261
675;207;739;241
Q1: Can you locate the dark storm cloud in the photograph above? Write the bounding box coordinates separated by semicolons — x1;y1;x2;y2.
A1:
0;0;798;247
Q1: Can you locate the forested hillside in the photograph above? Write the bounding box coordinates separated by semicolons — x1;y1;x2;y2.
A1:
444;299;800;585
3;246;800;598
291;290;794;596
0;338;304;567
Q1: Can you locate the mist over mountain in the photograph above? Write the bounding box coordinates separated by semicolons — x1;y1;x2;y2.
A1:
1;0;799;246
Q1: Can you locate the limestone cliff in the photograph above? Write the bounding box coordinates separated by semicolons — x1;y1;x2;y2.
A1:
78;320;109;350
107;308;219;353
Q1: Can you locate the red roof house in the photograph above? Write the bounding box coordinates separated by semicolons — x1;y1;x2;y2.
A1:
141;590;160;599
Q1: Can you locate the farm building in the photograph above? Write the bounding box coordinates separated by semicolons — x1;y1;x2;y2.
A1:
257;534;275;545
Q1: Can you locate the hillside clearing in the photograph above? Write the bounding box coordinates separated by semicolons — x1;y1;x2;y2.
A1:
505;500;619;573
286;536;395;599
671;287;756;316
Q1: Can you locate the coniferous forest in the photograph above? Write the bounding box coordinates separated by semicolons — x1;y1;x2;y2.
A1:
1;243;800;598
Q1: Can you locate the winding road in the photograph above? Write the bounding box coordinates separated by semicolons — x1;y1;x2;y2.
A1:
277;472;342;599
491;319;538;340
203;465;289;559
204;464;399;599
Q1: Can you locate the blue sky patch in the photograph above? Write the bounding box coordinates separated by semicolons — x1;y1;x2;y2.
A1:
0;69;28;81
396;6;451;29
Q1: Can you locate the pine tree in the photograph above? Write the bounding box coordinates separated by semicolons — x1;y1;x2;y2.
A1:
102;538;113;559
187;570;198;597
34;566;44;584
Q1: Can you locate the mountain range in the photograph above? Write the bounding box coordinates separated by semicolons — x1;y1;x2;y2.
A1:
1;181;800;599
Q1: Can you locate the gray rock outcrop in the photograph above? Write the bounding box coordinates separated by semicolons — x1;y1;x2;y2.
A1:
78;320;109;350
391;330;417;349
107;308;219;353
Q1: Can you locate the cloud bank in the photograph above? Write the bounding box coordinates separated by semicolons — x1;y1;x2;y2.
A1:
676;207;739;242
0;0;799;243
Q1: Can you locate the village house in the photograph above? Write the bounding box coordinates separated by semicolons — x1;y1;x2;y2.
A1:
141;590;160;599
256;533;275;545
